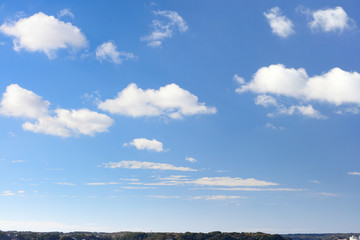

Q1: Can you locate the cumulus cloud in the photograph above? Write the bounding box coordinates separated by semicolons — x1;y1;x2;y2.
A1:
309;6;355;32
348;172;360;176
0;12;87;58
264;7;295;38
103;160;197;172
192;195;247;200
141;10;188;47
236;64;360;118
0;84;113;137
98;83;216;119
185;157;197;163
95;41;135;64
0;84;49;119
124;138;164;152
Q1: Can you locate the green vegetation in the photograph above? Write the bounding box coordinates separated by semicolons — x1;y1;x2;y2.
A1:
0;231;287;240
283;234;360;240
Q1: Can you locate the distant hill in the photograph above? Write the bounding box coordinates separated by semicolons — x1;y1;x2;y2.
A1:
283;233;360;240
0;231;287;240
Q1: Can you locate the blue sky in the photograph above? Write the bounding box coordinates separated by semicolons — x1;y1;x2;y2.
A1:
0;0;359;233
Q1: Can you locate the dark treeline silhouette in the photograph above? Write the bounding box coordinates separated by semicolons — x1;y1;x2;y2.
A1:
283;234;360;240
0;231;287;240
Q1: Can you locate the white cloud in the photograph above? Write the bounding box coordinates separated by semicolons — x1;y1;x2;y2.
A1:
22;108;113;137
255;95;278;107
58;9;74;19
264;7;295;38
132;176;279;188
124;138;164;152
236;64;360;118
148;195;180;199
192;195;247;200
103;160;197;172
141;10;188;47
189;177;278;187
95;41;135;64
0;190;15;196
348;171;360;176
336;107;360;115
0;12;87;58
57;182;75;186
12;160;26;163
310;180;321;184
309;7;355;32
0;84;113;137
265;122;285;131
316;192;337;197
0;84;49;119
273;104;325;119
119;186;157;190
233;74;245;84
237;65;308;98
255;96;324;119
158;175;189;181
98;83;216;119
185;157;197;163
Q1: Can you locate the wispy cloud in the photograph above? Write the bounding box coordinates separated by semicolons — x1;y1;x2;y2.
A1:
200;187;303;192
148;195;180;199
0;190;25;196
12;160;26;163
58;9;74;19
0;190;16;196
185;157;197;163
348;171;360;176
315;192;337;197
103;161;197;172
189;177;278;187
265;122;285;131
191;195;247;201
141;10;188;47
133;176;279;188
95;41;135;64
86;182;107;186
57;182;75;186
